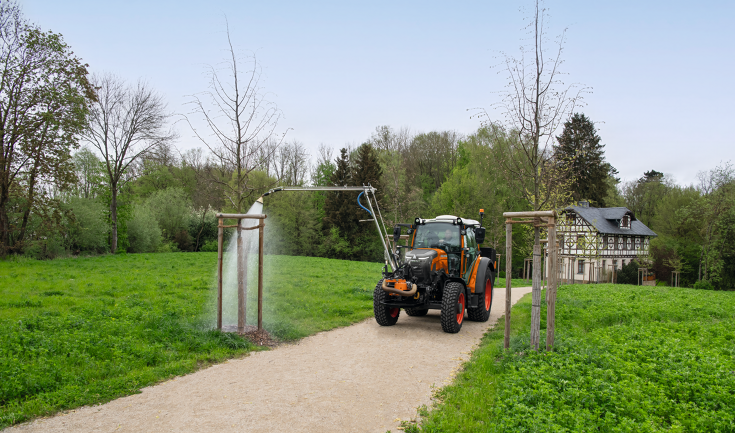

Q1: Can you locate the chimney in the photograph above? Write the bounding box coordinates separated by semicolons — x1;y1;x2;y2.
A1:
578;200;589;208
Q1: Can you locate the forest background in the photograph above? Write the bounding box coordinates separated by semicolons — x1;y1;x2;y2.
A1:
2;0;733;291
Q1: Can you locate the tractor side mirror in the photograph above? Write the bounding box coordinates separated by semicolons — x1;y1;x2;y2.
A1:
475;227;486;244
393;226;402;243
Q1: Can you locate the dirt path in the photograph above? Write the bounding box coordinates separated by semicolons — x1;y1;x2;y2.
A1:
8;287;532;433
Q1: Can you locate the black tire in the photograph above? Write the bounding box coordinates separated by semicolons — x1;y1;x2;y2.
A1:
441;282;466;333
374;280;400;326
405;307;429;317
467;269;493;322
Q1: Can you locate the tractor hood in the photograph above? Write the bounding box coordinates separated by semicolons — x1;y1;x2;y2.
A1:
405;248;448;284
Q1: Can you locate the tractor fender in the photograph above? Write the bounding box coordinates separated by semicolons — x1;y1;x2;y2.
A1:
468;257;492;294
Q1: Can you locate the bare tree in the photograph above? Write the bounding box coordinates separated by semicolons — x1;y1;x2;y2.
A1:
182;23;286;213
271;140;309;185
481;0;586;225
83;73;175;253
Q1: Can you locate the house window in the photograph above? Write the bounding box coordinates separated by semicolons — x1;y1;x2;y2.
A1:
577;260;584;274
566;212;575;223
608;236;614;249
602;259;606;268
577;235;585;250
618;237;624;250
613;259;618;269
627;238;632;250
622;215;630;229
559;235;565;251
635;237;641;250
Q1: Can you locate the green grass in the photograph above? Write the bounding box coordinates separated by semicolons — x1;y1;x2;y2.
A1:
0;253;383;428
0;253;535;429
412;284;735;432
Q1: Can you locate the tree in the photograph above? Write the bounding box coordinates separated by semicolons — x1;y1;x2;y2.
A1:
183;23;286;213
621;170;671;228
83;73;174;253
485;0;585;224
554;113;616;206
0;1;95;255
323;148;355;240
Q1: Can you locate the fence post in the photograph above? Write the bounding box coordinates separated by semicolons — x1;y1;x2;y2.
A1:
504;221;512;349
237;219;245;333
546;218;557;351
530;243;542;350
258;219;265;331
217;217;224;330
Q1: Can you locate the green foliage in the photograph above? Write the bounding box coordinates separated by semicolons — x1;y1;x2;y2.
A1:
693;280;715;291
144;187;192;245
126;203;162;253
554;113;617;207
415;284;735;432
617;259;639;285
66;197;108;253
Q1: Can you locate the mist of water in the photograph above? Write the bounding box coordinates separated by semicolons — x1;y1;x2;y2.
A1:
220;200;264;327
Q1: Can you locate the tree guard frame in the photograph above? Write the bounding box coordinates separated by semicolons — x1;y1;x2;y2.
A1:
504;210;558;351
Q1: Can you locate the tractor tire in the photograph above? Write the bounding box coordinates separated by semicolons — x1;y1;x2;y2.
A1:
467;269;493;322
373;280;400;326
441;282;466;333
405;307;429;317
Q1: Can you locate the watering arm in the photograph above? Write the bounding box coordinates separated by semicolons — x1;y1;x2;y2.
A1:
260;185;397;271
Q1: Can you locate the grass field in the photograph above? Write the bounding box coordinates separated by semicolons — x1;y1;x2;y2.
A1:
0;253;382;428
409;284;735;432
0;252;531;428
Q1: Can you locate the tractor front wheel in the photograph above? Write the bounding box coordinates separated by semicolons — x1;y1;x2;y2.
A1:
441;282;465;333
374;280;400;326
467;269;493;322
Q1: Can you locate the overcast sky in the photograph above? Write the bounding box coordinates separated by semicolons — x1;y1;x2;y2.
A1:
22;0;735;186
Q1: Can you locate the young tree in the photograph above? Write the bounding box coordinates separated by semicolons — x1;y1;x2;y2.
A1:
554;113;616;206
0;1;95;255
83;74;175;253
183;23;286;213
483;0;585;223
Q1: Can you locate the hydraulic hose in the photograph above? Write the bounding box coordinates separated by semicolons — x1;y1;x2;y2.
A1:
357;192;372;216
382;280;417;297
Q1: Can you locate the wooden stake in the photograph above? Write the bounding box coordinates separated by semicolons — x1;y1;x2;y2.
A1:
217;217;224;330
546;219;557;351
237;219;245;333
504;222;512;349
258;221;265;331
530;244;541;350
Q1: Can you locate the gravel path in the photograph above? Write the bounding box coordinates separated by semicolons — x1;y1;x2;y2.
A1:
8;286;532;433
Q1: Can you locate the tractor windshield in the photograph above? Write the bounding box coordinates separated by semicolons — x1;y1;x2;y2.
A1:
413;222;461;251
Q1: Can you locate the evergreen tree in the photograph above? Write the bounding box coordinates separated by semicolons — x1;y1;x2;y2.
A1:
351;143;384;261
555;113;615;207
324;148;358;240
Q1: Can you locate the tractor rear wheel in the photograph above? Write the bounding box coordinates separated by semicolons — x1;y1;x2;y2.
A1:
405;307;429;317
441;282;465;333
373;280;400;326
467;269;493;322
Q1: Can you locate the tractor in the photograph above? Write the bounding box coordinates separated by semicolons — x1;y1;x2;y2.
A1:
374;212;497;333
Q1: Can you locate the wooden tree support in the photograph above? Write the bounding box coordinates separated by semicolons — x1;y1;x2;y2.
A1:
503;210;558;351
215;213;267;333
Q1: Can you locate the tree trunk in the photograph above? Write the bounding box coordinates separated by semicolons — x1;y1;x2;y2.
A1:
16;162;39;251
110;182;118;254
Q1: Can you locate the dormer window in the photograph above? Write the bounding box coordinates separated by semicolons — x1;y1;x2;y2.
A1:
621;215;631;229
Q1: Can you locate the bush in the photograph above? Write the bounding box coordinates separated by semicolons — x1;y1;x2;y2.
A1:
616;260;639;285
693;280;715;290
145;188;191;241
200;239;218;252
67;197;109;253
156;241;180;253
127;204;162;253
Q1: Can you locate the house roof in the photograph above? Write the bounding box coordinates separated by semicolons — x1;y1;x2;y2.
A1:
564;205;657;237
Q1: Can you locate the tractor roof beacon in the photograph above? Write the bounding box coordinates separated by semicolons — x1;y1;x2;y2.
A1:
375;210;497;333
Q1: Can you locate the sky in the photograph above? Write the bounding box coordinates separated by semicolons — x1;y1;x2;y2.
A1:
22;0;735;186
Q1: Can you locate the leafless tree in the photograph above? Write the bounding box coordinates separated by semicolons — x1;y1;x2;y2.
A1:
271;140;309;185
480;0;586;229
83;73;175;253
182;23;286;213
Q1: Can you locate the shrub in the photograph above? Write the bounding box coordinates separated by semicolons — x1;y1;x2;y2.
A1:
200;239;218;252
693;279;715;290
67;197;108;253
616;259;640;285
127;204;162;253
145;188;191;241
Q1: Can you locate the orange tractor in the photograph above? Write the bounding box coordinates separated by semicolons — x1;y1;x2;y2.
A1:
374;212;497;333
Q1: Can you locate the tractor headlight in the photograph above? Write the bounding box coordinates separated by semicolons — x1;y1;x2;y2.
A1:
455;218;463;225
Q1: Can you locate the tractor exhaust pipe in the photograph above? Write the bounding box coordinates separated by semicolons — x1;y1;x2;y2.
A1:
382;280;417;296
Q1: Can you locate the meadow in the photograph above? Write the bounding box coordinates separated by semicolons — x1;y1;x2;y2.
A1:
410;284;735;432
0;252;528;428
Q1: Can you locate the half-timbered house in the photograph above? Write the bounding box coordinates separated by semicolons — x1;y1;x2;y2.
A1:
552;203;657;283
